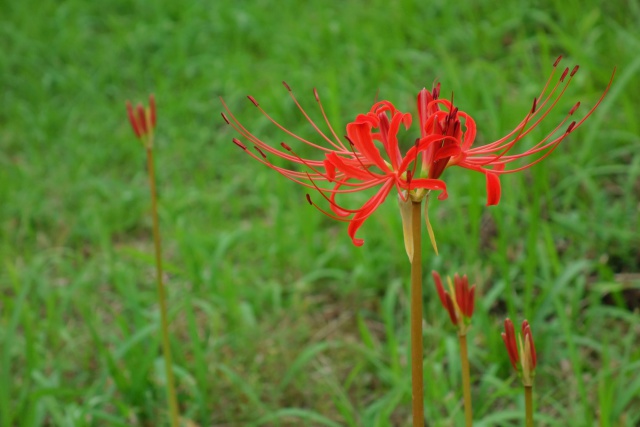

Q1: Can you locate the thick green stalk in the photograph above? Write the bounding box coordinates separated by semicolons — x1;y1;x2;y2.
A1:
525;385;533;427
458;333;473;427
146;147;180;427
410;200;424;427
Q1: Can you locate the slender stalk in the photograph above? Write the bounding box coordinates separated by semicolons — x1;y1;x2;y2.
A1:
410;200;424;427
524;385;533;427
146;147;180;427
458;333;473;427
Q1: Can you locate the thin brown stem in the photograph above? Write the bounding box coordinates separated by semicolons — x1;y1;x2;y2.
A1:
525;385;533;427
146;147;180;427
458;333;473;427
410;200;424;427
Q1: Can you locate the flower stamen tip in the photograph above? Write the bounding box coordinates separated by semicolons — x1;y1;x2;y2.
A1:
553;55;563;67
569;102;580;115
247;95;259;107
221;112;230;124
254;145;267;158
570;65;579;77
232;138;246;150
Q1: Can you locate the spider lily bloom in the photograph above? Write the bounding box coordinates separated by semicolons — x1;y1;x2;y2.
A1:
220;84;449;246
501;318;537;387
417;56;615;205
126;94;157;148
221;58;613;245
432;271;476;335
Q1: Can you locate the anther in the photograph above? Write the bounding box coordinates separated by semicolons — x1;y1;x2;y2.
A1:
254;146;267;158
560;67;569;82
221;112;230;124
306;194;313;205
313;88;320;102
406;170;413;185
281;142;292;151
282;81;291;91
232;138;246;150
531;97;537;113
569;102;580;115
247;95;259;107
566;121;577;133
344;135;355;146
553;55;562;67
570;65;579;77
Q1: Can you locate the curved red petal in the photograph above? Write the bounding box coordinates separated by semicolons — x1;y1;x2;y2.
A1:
485;172;501;206
346;180;394;245
386;112;405;170
346;122;390;173
325;152;376;181
403;178;449;201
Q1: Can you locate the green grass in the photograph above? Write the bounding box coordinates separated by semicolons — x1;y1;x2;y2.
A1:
1;0;639;426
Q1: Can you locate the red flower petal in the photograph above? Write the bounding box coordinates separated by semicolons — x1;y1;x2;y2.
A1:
346;180;395;246
346;122;391;174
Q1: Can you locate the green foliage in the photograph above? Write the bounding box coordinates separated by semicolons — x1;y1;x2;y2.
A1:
1;0;638;425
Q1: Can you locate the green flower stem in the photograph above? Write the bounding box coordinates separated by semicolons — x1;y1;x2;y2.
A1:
410;200;425;427
458;333;473;427
525;385;533;427
146;147;180;427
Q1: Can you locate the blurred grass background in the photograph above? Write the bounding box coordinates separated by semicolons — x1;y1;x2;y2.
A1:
1;0;639;426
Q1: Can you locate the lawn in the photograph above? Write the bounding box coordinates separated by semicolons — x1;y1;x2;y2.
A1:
1;0;639;426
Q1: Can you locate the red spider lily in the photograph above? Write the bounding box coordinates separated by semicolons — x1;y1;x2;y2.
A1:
432;271;476;333
126;94;157;147
221;86;449;246
418;56;615;205
501;318;537;386
221;57;613;245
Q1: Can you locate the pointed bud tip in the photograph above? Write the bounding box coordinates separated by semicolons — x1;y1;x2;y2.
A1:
149;94;157;127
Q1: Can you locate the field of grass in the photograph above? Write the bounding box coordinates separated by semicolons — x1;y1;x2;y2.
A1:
1;0;639;426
